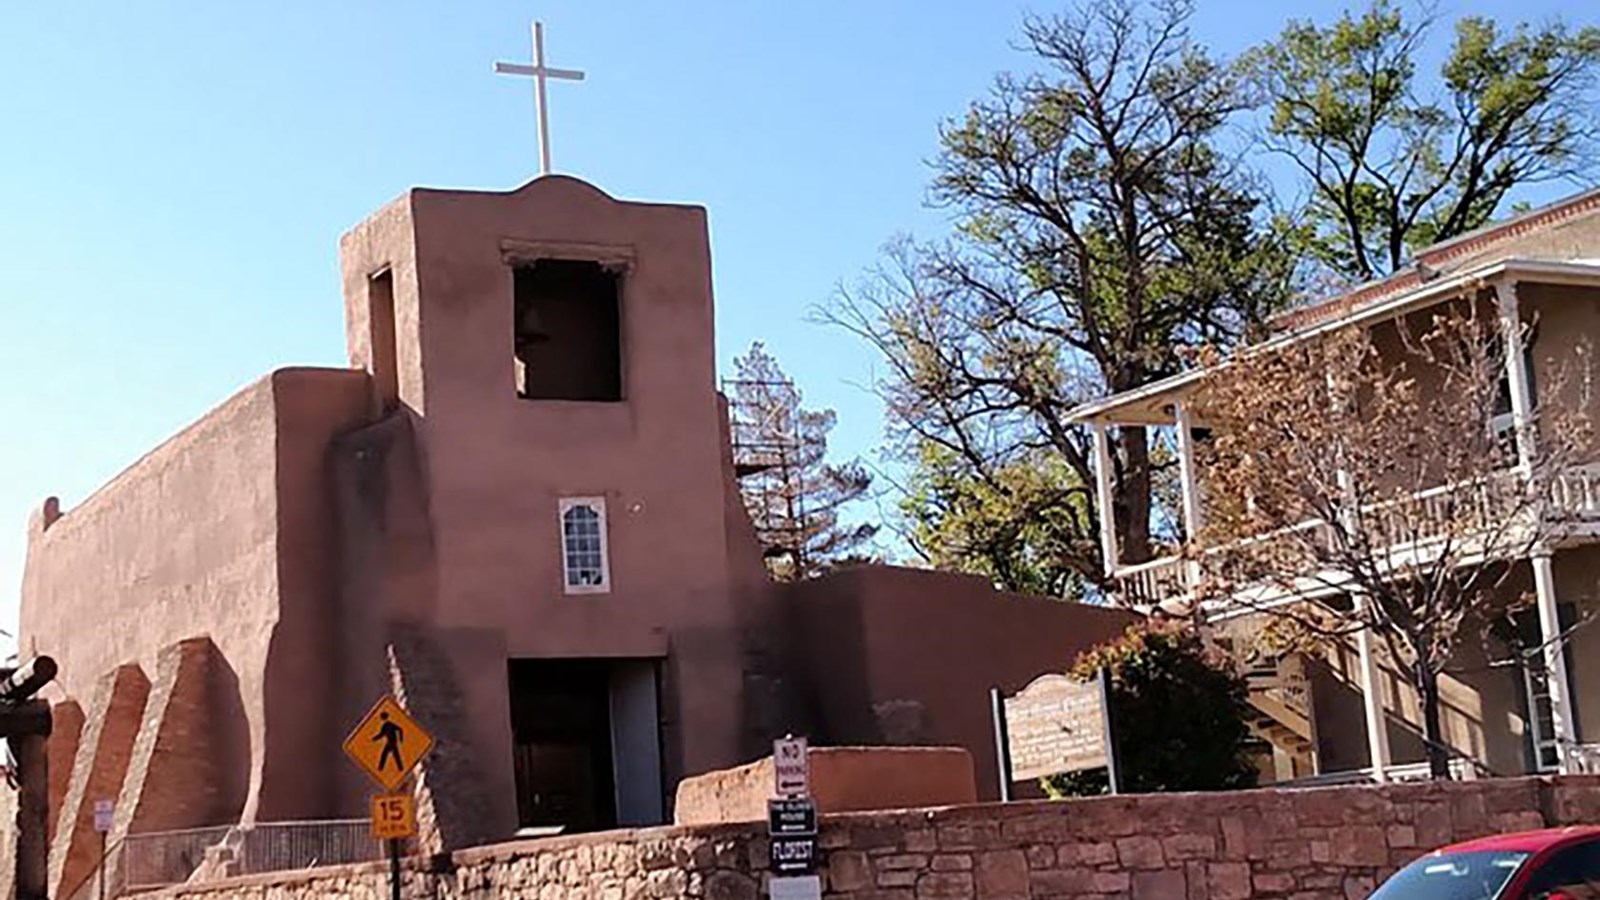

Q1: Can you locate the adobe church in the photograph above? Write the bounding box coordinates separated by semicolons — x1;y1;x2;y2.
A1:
16;175;1130;893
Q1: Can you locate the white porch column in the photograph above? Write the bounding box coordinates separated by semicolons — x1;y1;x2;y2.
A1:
1174;401;1204;593
1498;279;1578;772
1532;552;1578;769
1337;464;1393;780
1091;422;1120;580
1496;280;1538;470
1353;599;1394;781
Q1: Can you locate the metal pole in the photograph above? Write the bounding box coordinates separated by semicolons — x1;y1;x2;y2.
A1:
989;687;1013;802
1098;668;1122;795
388;838;401;900
99;831;107;900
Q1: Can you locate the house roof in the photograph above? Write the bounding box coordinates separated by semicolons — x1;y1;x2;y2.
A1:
1274;187;1600;332
1063;257;1600;427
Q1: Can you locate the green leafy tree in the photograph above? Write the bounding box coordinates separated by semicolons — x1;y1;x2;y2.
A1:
1044;624;1258;796
898;441;1094;597
1249;0;1600;282
826;0;1297;593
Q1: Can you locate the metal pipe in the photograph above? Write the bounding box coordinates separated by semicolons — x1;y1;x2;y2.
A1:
0;657;57;704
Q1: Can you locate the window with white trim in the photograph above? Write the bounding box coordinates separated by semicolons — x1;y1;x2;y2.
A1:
559;497;611;593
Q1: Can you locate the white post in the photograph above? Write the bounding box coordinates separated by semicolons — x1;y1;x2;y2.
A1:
1532;553;1578;771
1174;401;1204;593
1091;422;1120;581
1498;280;1577;772
532;22;553;175
1497;280;1538;470
1337;463;1392;781
1353;598;1394;781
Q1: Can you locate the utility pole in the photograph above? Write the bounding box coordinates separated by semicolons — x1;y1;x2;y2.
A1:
0;657;59;900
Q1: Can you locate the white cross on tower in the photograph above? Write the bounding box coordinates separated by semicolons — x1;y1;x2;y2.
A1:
494;21;586;176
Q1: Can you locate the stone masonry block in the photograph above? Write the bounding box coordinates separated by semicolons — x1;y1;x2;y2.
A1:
1209;861;1253;900
1133;868;1187;900
1117;835;1166;869
973;849;1027;898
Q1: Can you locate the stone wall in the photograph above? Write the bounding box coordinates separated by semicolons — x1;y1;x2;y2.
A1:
148;776;1600;900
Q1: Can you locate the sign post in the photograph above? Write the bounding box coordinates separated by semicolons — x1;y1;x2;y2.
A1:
988;687;1014;803
767;736;821;900
93;800;113;900
345;696;434;900
1097;667;1122;795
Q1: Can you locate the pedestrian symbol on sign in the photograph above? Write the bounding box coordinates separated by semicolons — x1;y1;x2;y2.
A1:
343;696;434;791
375;712;404;772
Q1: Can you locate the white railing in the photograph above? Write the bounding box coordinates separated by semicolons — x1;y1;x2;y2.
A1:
1115;556;1188;606
1552;465;1600;518
1112;463;1600;606
1279;758;1478;788
1566;742;1600;774
118;819;379;890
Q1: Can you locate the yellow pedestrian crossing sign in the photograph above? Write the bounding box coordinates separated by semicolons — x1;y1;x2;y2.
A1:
344;696;434;791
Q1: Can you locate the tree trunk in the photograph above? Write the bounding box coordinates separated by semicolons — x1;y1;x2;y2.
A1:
1117;425;1153;565
1417;668;1452;780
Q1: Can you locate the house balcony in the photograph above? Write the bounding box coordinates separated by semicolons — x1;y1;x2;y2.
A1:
1113;462;1600;610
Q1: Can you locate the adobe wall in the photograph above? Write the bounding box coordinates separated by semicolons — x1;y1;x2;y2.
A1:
674;747;978;826
781;568;1136;800
338;177;752;784
145;776;1600;900
19;366;371;826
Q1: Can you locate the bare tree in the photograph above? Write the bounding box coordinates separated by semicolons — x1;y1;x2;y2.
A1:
728;343;877;581
1191;303;1592;777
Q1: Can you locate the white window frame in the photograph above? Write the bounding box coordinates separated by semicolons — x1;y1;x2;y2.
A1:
558;496;611;594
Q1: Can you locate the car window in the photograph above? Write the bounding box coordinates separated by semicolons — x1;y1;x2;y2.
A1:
1371;851;1530;900
1525;841;1600;899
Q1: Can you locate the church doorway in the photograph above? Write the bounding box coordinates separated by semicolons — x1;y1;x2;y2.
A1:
507;658;665;833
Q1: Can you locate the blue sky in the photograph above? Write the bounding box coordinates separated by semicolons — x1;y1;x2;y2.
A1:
0;0;1589;640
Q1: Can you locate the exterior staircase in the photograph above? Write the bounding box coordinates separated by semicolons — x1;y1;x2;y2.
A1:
1242;654;1319;782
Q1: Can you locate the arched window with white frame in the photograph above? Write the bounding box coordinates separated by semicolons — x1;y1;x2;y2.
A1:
559;497;611;593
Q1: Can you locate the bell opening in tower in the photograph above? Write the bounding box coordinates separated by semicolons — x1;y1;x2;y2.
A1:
513;259;624;402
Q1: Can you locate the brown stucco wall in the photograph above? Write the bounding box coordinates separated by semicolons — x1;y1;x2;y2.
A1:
19;366;373;827
1551;544;1600;744
20;374;280;820
336;176;753;792
780;568;1136;801
673;746;978;826
1310;595;1533;777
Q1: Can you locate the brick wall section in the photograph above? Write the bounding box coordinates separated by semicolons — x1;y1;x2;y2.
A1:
139;776;1600;900
110;639;245;849
49;665;150;900
45;700;85;849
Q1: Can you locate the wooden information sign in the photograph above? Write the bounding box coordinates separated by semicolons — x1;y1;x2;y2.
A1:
1001;674;1111;781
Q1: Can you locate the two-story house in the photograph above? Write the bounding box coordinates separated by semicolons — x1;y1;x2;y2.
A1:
1066;188;1600;784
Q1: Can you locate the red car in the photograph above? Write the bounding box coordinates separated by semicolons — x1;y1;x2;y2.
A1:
1371;827;1600;899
